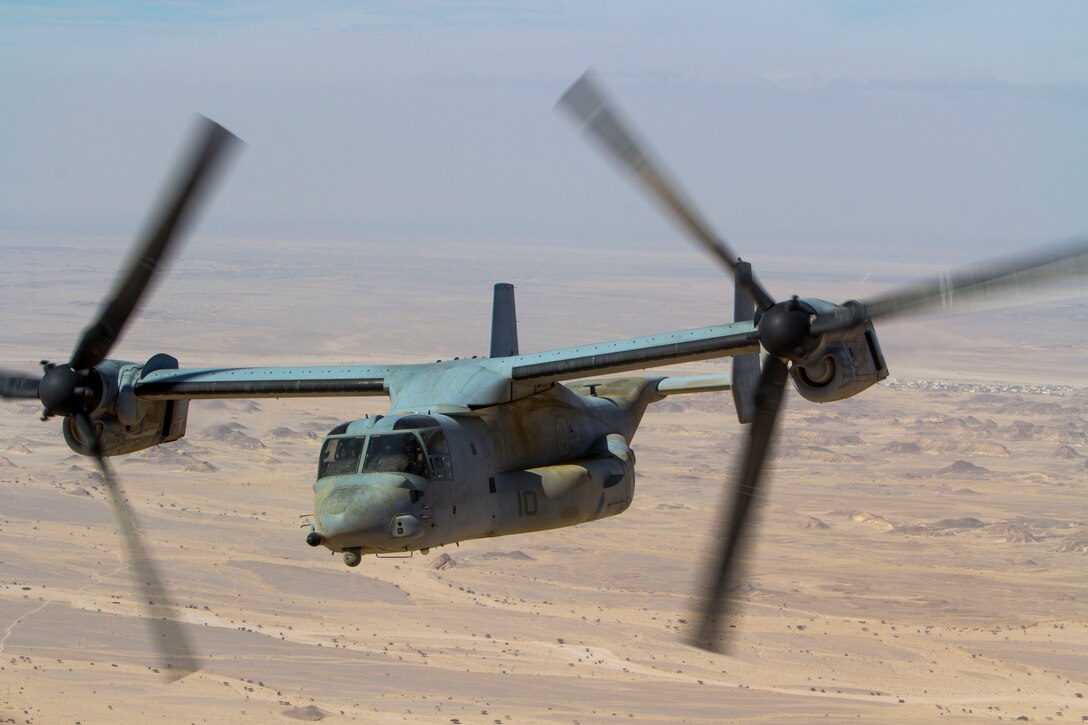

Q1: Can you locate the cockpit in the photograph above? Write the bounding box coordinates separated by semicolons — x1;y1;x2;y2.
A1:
317;419;452;480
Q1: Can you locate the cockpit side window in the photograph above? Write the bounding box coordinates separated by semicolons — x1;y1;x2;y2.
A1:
318;436;365;478
362;433;430;477
419;429;452;480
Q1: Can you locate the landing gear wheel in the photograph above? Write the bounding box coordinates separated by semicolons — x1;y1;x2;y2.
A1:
343;548;361;567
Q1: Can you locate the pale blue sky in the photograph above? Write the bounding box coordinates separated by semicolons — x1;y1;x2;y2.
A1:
2;1;1086;260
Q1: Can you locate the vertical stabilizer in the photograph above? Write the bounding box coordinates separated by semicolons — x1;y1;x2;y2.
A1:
731;261;760;424
489;283;519;358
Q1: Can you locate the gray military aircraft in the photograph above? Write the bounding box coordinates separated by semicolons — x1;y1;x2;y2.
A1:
2;73;1086;678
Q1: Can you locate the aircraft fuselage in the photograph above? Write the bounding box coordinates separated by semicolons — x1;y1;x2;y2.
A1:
309;377;661;565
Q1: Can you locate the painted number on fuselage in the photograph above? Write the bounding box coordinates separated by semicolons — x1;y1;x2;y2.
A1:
516;490;538;517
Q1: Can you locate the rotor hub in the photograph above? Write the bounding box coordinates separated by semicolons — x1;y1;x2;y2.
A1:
37;365;101;417
758;298;819;361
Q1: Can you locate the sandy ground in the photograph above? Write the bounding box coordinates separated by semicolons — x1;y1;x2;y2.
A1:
0;235;1085;724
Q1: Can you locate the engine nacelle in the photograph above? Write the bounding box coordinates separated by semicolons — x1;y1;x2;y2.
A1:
63;354;190;457
789;299;889;404
488;433;636;538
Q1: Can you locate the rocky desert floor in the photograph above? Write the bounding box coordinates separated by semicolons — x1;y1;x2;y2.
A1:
0;235;1085;723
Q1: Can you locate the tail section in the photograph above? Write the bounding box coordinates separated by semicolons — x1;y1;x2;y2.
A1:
489;283;519;358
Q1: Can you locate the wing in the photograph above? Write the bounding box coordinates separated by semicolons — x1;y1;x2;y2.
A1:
133;321;757;405
135;364;400;400
499;320;759;383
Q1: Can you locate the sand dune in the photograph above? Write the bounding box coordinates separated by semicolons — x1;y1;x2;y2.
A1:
934;459;992;476
891;517;985;536
1052;537;1088;554
989;523;1046;544
789;429;865;446
883;437;1011;456
775;444;860;463
827;510;896;530
933;483;983;495
201;424;268;450
799;516;830;529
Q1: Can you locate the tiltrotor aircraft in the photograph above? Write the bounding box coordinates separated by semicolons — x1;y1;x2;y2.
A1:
2;73;1086;678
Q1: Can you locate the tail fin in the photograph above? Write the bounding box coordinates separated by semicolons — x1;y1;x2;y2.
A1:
489;283;519;358
731;261;760;424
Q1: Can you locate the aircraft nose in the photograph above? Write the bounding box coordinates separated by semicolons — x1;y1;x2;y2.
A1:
314;482;398;543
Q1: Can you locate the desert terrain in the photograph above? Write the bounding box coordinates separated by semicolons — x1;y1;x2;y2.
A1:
0;234;1085;724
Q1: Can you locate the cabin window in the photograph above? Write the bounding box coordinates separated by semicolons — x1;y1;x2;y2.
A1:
318;436;364;478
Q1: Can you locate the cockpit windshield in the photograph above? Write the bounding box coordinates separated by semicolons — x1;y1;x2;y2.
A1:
318;436;364;478
362;433;429;477
318;429;453;480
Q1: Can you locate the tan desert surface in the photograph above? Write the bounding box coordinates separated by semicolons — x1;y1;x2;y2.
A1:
1;235;1086;724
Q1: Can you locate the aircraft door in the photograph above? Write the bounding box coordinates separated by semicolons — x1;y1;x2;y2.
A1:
425;419;492;545
414;429;453;534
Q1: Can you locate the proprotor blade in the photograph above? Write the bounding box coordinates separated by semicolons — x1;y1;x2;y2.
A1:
731;260;760;424
866;237;1088;320
811;237;1088;335
0;371;40;399
689;355;788;653
70;117;241;371
74;414;200;680
557;72;776;312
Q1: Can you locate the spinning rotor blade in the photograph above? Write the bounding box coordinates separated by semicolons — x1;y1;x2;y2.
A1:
73;414;200;680
811;237;1088;334
70;118;240;371
560;71;1088;656
558;72;776;312
0;371;40;399
689;356;788;653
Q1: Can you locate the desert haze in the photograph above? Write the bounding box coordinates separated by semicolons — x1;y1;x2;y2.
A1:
1;236;1086;724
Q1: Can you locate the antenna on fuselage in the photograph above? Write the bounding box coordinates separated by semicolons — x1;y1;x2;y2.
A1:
489;282;519;358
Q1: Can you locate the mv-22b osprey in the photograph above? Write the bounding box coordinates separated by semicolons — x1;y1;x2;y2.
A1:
2;73;1086;676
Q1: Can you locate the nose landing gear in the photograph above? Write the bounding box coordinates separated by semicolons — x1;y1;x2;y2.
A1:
343;548;362;567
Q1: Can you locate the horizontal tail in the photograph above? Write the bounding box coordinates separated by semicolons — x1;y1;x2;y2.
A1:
655;374;732;396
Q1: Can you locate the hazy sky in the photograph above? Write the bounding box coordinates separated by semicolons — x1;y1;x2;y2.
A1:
3;1;1087;261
